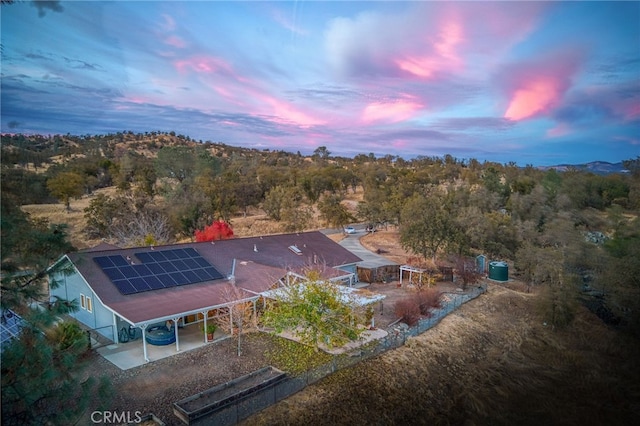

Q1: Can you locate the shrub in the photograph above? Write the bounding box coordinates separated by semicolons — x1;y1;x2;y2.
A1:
394;298;421;326
415;288;442;316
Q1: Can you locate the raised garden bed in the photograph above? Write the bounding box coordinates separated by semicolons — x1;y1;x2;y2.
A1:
173;366;286;425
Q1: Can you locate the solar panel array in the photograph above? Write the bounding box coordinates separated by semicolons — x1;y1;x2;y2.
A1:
94;247;224;295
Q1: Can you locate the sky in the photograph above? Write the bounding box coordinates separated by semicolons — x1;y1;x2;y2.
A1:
1;1;639;166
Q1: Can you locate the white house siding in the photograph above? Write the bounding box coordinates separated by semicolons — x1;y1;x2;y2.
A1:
50;268;116;342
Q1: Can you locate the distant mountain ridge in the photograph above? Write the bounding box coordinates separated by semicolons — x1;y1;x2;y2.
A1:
538;161;629;175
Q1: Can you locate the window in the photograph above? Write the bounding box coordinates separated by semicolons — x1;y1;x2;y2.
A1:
86;296;92;313
80;294;86;310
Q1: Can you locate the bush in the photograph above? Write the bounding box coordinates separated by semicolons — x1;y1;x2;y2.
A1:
415;288;441;316
394;298;421;326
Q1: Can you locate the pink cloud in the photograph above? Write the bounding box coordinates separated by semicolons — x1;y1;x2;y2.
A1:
361;98;424;124
271;7;308;36
325;2;548;81
160;14;176;32
164;35;186;49
174;55;233;75
505;78;562;121
500;49;583;121
259;94;326;127
394;19;464;79
546;122;572;138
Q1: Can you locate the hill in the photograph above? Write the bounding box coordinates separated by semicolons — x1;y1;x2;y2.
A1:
244;283;640;425
539;161;628;175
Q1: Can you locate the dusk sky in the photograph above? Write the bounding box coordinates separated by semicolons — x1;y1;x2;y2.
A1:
2;1;639;165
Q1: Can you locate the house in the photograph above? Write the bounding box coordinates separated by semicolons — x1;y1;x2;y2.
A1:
48;231;361;362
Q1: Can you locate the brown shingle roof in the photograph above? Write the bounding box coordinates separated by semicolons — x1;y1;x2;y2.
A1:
65;231;361;325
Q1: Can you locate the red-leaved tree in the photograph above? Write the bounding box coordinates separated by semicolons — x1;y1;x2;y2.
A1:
194;220;234;242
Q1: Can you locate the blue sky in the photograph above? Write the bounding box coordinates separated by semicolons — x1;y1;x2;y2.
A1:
2;1;639;166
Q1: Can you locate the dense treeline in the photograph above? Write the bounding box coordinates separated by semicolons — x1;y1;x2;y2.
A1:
2;132;639;335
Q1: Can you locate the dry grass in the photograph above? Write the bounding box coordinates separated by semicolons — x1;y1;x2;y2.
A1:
360;229;411;264
21;187;119;249
245;285;640;425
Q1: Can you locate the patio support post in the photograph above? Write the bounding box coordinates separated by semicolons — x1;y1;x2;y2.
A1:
173;317;180;352
229;306;233;337
201;311;208;343
112;312;118;346
140;324;149;363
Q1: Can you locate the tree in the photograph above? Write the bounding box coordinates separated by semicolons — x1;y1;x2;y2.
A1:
318;194;355;230
1;198;111;424
400;192;463;262
83;193;129;239
217;283;255;356
263;185;302;222
46;172;84;211
312;146;331;161
454;256;481;290
194;220;235;242
261;277;365;351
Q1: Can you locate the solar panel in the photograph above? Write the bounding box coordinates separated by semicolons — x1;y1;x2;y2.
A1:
172;260;188;270
184;247;199;257
159;262;177;273
95;257;114;268
129;277;150;292
170;272;189;285
113;279;136;295
103;268;125;281
146;263;165;275
133;264;152;277
119;265;138;279
183;258;199;269
135;252;154;263
144;276;164;290
158;273;176;287
203;267;224;280
110;255;129;267
148;251;166;262
182;270;199;283
94;247;224;295
163;250;178;260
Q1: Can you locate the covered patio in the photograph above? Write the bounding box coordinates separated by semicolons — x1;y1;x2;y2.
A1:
97;322;229;370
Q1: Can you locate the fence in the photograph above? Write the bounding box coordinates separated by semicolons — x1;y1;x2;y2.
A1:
174;283;487;425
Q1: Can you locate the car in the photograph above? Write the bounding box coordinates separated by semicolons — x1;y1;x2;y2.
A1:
344;226;356;234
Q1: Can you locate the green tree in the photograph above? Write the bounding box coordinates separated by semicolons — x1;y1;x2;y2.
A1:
400;192;463;262
318;194;355;230
263;185;302;222
1;198;111;425
262;277;365;351
83;193;129;239
46;172;84;211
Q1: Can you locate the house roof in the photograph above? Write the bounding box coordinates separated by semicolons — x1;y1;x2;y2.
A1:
62;231;361;325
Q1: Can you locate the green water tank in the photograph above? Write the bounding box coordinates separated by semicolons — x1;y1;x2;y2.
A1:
489;261;508;281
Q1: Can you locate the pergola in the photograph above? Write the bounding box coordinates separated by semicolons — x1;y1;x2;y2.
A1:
399;264;430;286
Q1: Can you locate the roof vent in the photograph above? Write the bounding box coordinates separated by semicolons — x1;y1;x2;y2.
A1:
288;245;303;255
254;244;258;252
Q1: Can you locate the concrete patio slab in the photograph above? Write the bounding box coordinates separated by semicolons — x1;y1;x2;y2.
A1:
96;324;228;370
